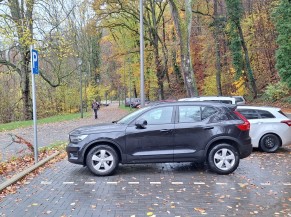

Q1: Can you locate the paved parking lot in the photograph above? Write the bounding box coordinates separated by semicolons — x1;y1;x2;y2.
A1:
1;146;290;217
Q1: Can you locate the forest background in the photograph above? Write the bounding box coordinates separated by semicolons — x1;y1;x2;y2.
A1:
0;0;290;123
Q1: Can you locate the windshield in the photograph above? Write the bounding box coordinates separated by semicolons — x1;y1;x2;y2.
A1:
117;107;150;124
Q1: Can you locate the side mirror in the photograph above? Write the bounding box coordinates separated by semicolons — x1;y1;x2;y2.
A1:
135;119;147;129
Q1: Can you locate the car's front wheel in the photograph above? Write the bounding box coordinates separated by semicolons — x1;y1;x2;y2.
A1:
86;145;119;176
259;134;281;153
207;144;239;175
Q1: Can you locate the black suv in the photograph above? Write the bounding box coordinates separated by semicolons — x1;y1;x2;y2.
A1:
66;102;252;176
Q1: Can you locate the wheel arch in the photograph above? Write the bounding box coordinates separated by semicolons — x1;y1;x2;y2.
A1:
82;139;123;165
205;136;240;158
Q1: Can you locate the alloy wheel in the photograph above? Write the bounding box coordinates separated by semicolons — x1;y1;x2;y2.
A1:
91;149;114;172
213;148;235;171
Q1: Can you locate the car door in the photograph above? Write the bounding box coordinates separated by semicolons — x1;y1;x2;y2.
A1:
125;106;175;163
173;105;218;162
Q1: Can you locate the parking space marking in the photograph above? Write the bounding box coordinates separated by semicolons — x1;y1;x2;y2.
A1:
41;181;52;185
85;182;96;184
193;182;205;185
283;183;291;186
63;182;74;185
172;182;183;185
260;183;271;186
128;182;139;185
150;182;161;185
107;182;118;185
49;180;291;186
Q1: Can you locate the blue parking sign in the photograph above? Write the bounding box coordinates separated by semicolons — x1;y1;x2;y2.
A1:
32;49;38;74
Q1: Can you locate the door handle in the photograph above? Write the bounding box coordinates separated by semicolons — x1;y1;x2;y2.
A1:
203;126;214;130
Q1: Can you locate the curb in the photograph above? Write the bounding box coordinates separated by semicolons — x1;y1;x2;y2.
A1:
0;151;60;191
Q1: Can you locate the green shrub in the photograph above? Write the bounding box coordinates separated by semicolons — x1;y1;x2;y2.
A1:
264;82;290;101
282;96;291;104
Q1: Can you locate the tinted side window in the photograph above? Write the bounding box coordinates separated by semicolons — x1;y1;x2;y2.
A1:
220;100;233;104
235;97;243;103
179;106;201;123
237;109;259;119
139;106;173;125
201;106;217;120
257;110;275;118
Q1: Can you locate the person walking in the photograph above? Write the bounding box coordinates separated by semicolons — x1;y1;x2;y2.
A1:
92;99;100;119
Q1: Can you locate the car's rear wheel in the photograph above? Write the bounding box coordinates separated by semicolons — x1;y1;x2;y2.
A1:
207;144;239;175
86;145;119;176
259;134;281;153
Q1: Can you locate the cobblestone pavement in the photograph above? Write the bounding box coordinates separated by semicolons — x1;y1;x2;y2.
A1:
0;146;290;217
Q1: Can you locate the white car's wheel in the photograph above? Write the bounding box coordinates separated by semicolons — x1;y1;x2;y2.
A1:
259;134;281;153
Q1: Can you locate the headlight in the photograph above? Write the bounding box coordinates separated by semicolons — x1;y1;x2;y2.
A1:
70;134;88;143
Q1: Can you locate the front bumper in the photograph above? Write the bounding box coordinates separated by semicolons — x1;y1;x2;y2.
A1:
66;144;84;165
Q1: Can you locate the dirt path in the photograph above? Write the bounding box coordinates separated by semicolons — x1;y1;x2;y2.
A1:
0;102;129;161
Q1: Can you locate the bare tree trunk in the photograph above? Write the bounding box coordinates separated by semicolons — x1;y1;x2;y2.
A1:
237;23;257;98
213;0;222;96
147;0;165;99
20;52;32;119
162;17;170;86
169;0;198;97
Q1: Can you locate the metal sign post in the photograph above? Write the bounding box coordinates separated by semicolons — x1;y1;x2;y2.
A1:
139;0;145;107
30;45;39;163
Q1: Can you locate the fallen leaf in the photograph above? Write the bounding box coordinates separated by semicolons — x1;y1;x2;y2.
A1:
194;207;206;214
238;183;248;188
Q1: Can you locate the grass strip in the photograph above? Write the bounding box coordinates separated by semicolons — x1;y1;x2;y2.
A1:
0;112;90;132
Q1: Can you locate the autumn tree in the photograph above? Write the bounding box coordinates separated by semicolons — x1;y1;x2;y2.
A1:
169;0;198;97
0;0;34;120
273;0;291;88
0;0;81;120
225;0;257;98
93;0;170;99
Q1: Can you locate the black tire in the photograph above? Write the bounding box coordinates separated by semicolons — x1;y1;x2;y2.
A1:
86;145;119;176
207;143;240;175
259;134;281;153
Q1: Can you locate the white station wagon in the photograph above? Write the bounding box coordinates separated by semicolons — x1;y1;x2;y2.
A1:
237;106;291;152
178;96;236;104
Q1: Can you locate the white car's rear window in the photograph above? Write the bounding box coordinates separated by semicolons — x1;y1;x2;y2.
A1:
278;110;288;117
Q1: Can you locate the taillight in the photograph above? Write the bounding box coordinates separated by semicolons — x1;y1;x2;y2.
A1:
281;120;291;126
234;111;250;131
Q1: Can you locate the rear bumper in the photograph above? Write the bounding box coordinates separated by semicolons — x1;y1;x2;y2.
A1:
281;129;291;146
239;137;253;159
